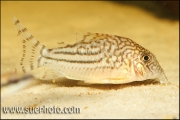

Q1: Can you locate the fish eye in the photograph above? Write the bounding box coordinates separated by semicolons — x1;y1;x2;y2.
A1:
143;55;150;61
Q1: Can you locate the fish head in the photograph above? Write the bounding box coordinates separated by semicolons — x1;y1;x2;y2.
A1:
130;46;169;84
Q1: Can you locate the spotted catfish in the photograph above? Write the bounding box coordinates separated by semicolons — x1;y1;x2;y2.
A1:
12;16;169;85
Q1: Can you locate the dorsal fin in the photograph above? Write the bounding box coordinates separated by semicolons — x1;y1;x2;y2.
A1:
76;32;116;43
57;42;68;47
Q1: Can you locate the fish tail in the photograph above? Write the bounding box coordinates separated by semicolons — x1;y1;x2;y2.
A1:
12;16;46;74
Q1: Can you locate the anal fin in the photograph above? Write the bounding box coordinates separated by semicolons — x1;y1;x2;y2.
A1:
30;66;65;80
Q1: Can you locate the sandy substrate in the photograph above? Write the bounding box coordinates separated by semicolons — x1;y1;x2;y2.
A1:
1;1;179;119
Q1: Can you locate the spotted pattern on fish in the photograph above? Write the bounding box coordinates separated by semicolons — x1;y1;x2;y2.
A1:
12;16;169;84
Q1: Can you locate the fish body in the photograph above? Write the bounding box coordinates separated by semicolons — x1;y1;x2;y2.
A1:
12;17;169;84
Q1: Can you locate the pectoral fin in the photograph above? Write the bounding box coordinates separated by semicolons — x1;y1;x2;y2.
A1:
77;77;132;84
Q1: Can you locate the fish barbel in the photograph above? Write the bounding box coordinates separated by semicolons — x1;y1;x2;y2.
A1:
12;16;169;85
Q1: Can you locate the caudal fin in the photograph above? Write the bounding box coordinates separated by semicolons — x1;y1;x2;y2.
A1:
12;16;46;74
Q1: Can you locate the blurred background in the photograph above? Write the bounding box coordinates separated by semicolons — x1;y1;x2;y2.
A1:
1;1;179;70
117;1;179;20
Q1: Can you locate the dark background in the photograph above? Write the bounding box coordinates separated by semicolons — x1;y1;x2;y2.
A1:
116;1;179;20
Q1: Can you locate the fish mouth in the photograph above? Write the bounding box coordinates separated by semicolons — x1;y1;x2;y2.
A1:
157;72;179;88
157;72;170;84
